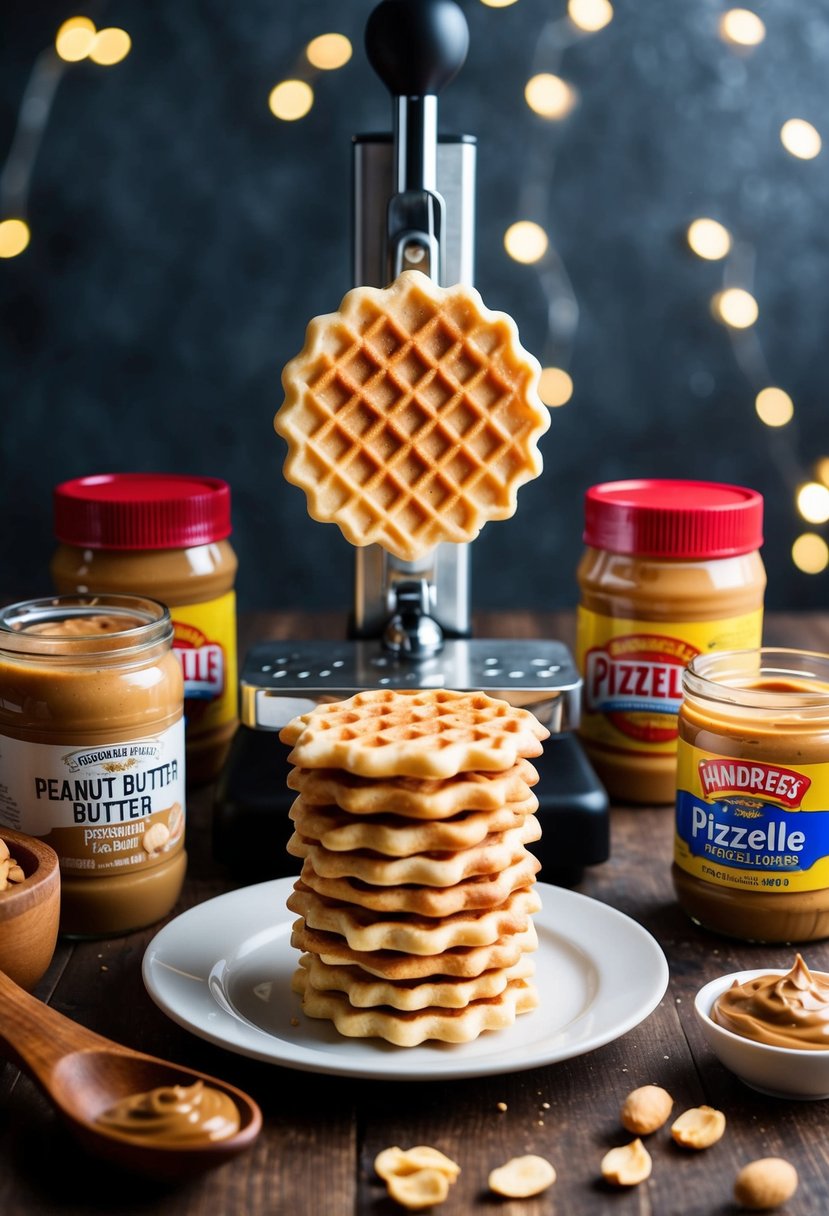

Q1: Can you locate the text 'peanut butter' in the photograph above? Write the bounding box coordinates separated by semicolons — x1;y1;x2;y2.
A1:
0;595;186;937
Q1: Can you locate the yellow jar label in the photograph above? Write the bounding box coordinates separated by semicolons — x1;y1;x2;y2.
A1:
575;607;763;754
171;591;237;736
675;741;829;893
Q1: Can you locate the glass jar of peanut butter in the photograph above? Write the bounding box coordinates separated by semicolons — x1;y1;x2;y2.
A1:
576;480;765;804
674;648;829;943
51;474;238;783
0;594;186;937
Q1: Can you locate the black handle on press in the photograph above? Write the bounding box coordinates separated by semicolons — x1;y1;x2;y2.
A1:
365;0;469;99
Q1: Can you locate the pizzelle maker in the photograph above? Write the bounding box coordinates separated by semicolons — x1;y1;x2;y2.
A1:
213;0;609;884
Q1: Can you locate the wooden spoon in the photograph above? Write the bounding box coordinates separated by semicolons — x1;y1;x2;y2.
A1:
0;968;262;1179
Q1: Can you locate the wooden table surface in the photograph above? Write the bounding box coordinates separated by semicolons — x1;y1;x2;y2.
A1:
2;610;829;1216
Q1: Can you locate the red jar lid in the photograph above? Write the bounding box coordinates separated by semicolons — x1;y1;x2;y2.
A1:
53;474;232;550
583;479;763;558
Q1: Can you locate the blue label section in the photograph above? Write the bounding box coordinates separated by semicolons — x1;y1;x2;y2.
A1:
676;789;829;873
594;696;680;715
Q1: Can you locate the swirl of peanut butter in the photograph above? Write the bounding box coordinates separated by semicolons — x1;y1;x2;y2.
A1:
96;1080;240;1144
23;614;142;637
713;955;829;1049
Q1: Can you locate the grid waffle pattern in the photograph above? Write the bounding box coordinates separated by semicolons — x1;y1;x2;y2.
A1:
275;271;549;561
279;688;549;778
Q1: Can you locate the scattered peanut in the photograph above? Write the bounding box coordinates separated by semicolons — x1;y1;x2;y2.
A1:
375;1145;460;1210
620;1084;674;1135
141;822;170;856
0;844;26;892
488;1154;556;1198
671;1105;726;1150
375;1145;460;1182
387;1169;450;1210
600;1138;652;1187
734;1158;798;1211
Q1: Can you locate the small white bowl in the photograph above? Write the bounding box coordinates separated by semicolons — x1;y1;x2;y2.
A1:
695;969;829;1100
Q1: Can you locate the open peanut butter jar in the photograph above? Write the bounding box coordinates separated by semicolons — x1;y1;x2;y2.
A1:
674;647;829;942
0;594;186;937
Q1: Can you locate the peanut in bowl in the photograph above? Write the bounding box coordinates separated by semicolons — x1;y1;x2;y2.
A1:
0;827;60;990
695;967;829;1101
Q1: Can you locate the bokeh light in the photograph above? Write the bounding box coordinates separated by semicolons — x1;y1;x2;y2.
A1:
568;0;614;33
504;221;549;264
479;0;520;7
55;16;96;62
817;458;829;488
539;368;574;407
797;482;829;525
88;28;132;66
0;219;30;259
718;9;766;48
525;74;576;120
755;387;794;427
269;80;314;122
687;218;731;261
306;34;352;70
711;288;758;328
780;119;822;160
792;533;829;575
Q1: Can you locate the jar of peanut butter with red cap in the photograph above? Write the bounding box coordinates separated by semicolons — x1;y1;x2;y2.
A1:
51;474;238;783
0;594;186;937
575;479;765;804
674;648;829;943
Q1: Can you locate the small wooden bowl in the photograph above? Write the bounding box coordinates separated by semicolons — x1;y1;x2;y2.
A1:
0;828;60;990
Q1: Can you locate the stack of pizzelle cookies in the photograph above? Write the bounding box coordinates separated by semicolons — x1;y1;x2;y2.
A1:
280;688;549;1046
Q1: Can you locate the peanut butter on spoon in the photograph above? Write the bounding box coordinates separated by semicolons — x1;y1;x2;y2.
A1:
713;955;829;1050
97;1080;240;1145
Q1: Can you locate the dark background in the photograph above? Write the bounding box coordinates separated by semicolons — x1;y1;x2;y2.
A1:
1;0;827;615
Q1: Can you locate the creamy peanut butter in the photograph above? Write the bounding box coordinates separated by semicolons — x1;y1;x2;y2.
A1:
674;649;829;942
0;595;186;937
713;955;829;1049
96;1080;240;1144
576;480;765;805
23;613;141;637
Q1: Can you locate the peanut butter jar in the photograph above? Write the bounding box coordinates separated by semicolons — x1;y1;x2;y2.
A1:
674;648;829;943
0;595;186;937
51;474;238;783
576;480;765;805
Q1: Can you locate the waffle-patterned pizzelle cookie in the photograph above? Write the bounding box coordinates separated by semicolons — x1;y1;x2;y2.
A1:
298;853;540;916
288;815;541;887
281;688;549;779
274;270;550;562
295;952;535;1011
291;919;538;980
288;793;536;855
292;967;539;1045
288;882;541;953
288;758;539;818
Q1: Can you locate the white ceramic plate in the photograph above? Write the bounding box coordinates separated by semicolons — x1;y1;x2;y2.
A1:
142;878;669;1081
